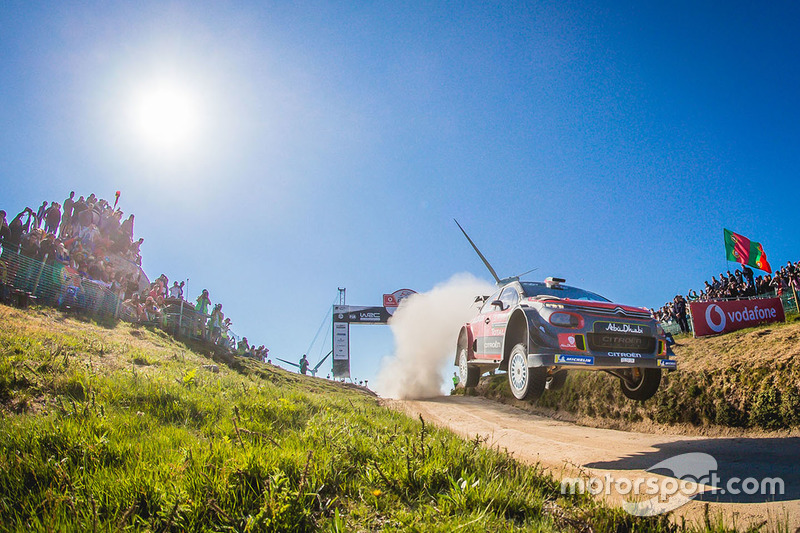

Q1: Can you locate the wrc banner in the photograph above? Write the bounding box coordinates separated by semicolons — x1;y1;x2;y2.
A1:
689;298;785;338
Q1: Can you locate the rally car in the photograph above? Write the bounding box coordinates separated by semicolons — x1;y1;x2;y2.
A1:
455;277;676;401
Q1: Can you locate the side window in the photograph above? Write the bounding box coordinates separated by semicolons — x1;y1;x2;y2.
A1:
481;290;502;313
499;287;519;310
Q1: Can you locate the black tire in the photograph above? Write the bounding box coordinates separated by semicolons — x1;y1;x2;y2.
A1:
507;343;546;401
546;370;568;391
458;347;480;388
620;368;662;401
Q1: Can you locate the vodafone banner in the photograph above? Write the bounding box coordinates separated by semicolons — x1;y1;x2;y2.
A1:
690;298;785;337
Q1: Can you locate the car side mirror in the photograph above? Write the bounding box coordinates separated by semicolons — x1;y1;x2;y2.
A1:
491;299;504;310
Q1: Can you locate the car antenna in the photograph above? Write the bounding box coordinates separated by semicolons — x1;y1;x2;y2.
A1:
455;220;540;286
515;267;539;279
454;219;501;284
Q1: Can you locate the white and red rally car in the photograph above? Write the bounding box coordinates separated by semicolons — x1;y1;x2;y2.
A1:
456;277;676;402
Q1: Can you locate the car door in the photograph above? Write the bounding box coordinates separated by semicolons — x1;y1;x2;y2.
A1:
473;289;500;360
487;286;518;360
478;286;518;361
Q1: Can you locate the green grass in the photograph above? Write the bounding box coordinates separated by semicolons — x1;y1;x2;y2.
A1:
0;305;742;531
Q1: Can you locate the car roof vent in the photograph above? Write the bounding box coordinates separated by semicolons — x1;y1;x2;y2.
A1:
544;277;566;288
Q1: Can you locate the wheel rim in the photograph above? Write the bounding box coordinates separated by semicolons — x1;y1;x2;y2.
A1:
509;352;527;391
459;349;468;383
626;368;645;391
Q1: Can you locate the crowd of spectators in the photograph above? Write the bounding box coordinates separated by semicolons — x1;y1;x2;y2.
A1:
0;191;270;361
236;336;270;361
653;261;800;333
0;192;146;297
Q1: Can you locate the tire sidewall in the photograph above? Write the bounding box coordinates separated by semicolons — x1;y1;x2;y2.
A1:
458;348;469;386
508;346;530;399
621;368;662;401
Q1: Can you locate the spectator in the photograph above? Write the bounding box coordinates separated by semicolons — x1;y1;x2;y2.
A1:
790;271;800;297
209;304;223;343
128;238;144;265
0;210;9;246
673;295;689;333
120;214;134;244
169;281;184;299
35;201;48;229
221;318;232;349
44;202;61;235
60;191;75;237
69;196;86;236
299;354;309;375
237;337;251;357
38;233;58;264
195;289;211;314
124;293;148;322
144;296;161;321
771;273;787;296
8;208;35;249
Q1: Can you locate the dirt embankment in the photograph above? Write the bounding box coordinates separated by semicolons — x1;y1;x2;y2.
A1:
464;317;800;434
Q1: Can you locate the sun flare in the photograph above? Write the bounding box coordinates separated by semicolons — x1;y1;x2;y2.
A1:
129;79;201;154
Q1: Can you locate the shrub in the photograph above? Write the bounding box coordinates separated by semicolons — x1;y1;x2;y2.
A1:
750;386;783;430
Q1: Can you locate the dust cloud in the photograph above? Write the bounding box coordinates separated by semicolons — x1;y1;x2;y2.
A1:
375;273;495;399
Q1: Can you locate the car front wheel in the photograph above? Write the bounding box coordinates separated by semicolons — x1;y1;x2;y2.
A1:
507;343;546;401
620;368;662;401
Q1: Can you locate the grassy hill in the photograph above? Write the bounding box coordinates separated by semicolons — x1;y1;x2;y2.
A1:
470;316;800;433
0;304;704;532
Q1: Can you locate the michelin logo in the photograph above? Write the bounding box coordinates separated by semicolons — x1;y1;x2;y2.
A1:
658;359;677;368
556;354;594;365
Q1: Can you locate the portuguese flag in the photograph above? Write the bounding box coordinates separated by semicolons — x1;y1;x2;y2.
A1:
724;229;772;273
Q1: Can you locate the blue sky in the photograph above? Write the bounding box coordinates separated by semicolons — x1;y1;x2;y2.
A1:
2;1;798;384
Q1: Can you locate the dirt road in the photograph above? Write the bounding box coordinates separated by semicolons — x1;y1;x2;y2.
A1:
392;395;800;528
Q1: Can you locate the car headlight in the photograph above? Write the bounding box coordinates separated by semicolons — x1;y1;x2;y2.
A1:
549;312;582;328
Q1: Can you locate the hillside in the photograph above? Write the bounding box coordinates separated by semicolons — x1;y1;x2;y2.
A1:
0;304;699;532
470;316;800;433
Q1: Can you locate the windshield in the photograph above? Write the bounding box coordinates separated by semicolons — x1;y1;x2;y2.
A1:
521;282;610;302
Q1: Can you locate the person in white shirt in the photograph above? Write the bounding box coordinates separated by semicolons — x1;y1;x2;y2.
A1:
169;281;184;299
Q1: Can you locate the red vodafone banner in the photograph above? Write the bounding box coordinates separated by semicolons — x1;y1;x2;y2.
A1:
690;298;785;337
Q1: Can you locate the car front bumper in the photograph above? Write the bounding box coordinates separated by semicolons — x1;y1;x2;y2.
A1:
528;352;677;371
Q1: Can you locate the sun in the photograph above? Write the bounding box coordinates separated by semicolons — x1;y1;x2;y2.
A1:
129;79;201;154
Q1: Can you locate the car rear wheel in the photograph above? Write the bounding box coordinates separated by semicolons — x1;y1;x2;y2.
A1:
458;347;480;387
508;343;546;401
620;368;662;401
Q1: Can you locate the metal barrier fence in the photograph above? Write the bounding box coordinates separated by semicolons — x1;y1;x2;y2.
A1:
0;246;246;354
660;291;799;336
